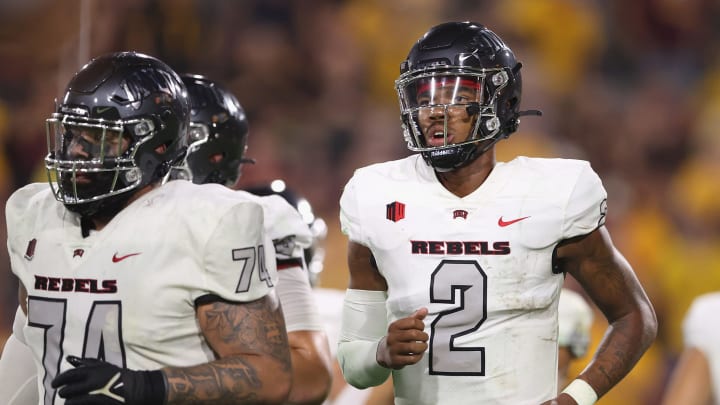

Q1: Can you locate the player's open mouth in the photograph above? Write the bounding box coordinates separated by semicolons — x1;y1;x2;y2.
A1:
73;174;92;184
426;130;454;147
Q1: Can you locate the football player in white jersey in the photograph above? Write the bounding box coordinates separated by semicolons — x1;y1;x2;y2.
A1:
662;292;720;404
0;52;292;405
310;287;594;405
337;22;657;405
176;74;333;405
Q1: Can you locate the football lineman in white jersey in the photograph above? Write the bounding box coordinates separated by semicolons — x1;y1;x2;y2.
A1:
662;292;720;404
337;22;657;405
1;52;292;405
176;74;334;405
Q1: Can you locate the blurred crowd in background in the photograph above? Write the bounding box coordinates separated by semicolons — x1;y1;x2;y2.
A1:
0;0;719;403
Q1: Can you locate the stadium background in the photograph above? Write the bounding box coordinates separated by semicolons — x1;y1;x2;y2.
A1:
0;1;719;403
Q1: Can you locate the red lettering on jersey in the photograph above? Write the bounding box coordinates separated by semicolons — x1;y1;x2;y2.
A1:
25;239;37;260
492;241;511;255
428;241;445;254
61;278;74;291
34;275;48;290
33;275;118;293
411;241;428;254
410;241;511;255
48;277;61;291
446;242;463;254
73;249;85;258
76;279;91;292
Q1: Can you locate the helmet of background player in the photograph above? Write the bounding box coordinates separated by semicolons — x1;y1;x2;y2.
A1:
244;179;327;287
395;22;527;172
45;51;189;217
175;74;253;187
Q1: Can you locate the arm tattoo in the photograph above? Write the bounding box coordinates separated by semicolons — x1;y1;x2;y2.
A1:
164;296;291;404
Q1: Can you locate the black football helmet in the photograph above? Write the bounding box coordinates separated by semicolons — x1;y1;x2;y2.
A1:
171;74;253;187
45;51;189;217
395;22;539;171
244;180;327;287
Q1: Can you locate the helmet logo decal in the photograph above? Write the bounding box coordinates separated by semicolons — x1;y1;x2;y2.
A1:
386;201;406;222
115;68;180;110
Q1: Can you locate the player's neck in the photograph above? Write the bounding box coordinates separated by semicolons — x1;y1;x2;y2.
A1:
88;183;158;231
435;150;495;198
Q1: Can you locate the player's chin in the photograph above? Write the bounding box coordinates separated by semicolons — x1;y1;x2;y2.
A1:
59;174;110;199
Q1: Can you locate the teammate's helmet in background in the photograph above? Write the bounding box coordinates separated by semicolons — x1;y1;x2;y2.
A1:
174;74;252;187
244;179;327;287
45;51;189;217
395;22;525;171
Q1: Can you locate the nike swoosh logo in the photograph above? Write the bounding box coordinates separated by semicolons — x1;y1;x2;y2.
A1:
112;252;141;263
96;106;113;114
498;216;530;227
458;53;476;62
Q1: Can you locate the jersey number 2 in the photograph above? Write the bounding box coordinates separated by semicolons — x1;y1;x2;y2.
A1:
429;260;487;375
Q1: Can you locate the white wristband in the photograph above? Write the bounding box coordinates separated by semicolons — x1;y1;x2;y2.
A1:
561;379;598;405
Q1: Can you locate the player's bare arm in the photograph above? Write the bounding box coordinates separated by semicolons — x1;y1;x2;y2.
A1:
286;330;333;405
17;284;27;315
555;226;657;400
347;241;429;369
347;241;387;291
164;293;292;404
662;347;712;405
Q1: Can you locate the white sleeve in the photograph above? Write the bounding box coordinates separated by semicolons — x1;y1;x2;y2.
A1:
0;334;38;405
562;162;608;239
199;201;277;303
339;173;367;245
276;266;323;332
337;289;391;388
683;293;720;401
557;289;593;358
11;306;26;344
683;294;720;354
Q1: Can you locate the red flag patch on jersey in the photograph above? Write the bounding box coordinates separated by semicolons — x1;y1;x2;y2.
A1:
24;239;37;260
453;209;468;219
386;201;405;222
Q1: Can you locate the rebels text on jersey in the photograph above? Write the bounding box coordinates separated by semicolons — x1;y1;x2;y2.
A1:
6;180;276;404
340;155;607;405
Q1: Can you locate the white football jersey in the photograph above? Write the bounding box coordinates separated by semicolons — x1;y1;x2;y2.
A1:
340;155;607;405
682;292;720;403
0;309;35;405
7;180;277;405
237;191;323;332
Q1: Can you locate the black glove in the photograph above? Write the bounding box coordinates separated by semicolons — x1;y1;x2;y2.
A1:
51;356;167;405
